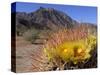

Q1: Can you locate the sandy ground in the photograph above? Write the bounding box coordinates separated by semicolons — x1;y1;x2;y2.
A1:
16;36;45;72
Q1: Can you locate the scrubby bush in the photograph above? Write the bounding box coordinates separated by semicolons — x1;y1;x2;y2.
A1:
23;27;52;44
16;24;28;36
23;28;40;42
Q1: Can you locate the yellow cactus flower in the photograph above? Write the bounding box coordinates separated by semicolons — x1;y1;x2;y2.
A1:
44;27;97;65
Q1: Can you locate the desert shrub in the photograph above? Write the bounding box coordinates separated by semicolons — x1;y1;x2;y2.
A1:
43;27;97;70
16;24;28;36
23;28;40;42
23;27;53;44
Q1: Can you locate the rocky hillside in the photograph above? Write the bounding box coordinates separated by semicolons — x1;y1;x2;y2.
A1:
15;7;78;31
12;7;97;36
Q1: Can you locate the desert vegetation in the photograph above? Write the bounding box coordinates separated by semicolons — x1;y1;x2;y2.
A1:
13;6;97;72
43;26;97;70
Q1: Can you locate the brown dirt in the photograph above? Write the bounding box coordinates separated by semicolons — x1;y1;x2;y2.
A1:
16;36;45;72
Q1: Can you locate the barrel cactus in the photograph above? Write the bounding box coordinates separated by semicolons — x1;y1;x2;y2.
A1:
43;26;97;70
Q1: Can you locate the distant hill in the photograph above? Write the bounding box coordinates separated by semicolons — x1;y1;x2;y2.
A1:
12;7;97;36
14;7;78;29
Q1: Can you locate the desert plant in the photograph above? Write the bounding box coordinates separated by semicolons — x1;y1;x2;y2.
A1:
16;24;28;36
43;26;97;70
23;28;40;42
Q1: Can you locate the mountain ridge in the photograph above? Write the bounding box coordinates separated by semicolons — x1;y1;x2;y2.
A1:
15;7;78;29
12;7;97;35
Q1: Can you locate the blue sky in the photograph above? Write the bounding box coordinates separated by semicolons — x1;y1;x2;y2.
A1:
12;2;97;24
